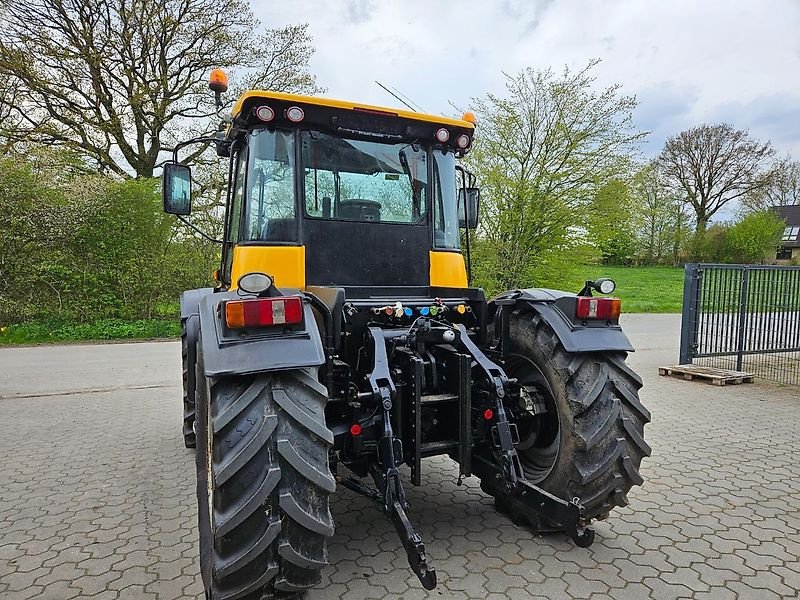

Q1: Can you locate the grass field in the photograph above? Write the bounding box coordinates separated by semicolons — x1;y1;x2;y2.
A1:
0;318;180;346
573;265;684;313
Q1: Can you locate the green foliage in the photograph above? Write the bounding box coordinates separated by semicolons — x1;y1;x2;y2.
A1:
466;60;645;293
0;319;180;345
687;211;784;264
587;179;636;264
630;163;691;265
0;150;217;327
726;210;785;263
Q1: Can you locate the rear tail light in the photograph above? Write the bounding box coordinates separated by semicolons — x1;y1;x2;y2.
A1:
576;297;621;320
225;297;303;328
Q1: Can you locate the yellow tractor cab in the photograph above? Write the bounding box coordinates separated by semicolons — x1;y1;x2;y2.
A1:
178;89;479;291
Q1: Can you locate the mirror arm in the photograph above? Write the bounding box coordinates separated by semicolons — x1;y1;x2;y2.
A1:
171;135;219;163
176;215;222;244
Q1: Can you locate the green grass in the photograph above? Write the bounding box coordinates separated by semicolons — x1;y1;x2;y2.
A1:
573;265;684;313
0;318;180;346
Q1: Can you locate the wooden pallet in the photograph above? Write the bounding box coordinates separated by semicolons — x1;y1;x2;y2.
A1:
658;365;754;386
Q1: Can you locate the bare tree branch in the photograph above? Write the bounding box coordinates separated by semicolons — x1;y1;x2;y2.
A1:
657;123;775;229
0;0;321;178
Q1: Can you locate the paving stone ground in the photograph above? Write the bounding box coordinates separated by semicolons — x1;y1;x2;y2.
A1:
1;314;799;599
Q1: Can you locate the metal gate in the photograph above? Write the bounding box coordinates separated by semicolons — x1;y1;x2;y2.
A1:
679;263;800;385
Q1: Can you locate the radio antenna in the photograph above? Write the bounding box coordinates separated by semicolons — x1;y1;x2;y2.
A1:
375;81;424;112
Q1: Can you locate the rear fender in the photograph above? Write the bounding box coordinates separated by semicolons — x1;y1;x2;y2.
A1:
198;290;325;377
492;288;634;353
180;288;215;319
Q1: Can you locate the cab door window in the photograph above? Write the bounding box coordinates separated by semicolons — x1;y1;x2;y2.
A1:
243;129;297;242
222;146;248;283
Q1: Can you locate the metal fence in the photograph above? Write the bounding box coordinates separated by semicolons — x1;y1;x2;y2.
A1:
679;263;800;385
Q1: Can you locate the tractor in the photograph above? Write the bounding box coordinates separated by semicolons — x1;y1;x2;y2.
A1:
162;69;650;599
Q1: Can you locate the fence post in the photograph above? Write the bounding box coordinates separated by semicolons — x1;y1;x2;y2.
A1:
735;267;749;371
679;263;700;365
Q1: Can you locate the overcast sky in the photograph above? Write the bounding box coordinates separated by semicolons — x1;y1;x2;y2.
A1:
252;0;800;160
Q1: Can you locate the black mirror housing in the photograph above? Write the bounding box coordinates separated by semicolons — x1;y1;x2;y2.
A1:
162;162;192;215
457;187;480;229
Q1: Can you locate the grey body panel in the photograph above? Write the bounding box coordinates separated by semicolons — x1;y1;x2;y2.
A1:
198;289;325;378
180;288;215;318
494;288;635;353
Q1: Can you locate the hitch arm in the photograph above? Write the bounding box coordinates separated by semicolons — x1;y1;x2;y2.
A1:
455;324;595;547
390;500;437;590
472;455;595;547
364;327;438;589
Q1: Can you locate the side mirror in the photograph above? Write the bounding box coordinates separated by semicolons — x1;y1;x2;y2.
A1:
162;162;192;215
458;187;480;229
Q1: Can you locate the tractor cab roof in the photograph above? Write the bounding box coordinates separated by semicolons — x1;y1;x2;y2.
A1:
225;90;476;154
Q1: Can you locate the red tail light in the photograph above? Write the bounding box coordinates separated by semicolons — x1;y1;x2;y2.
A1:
225;297;303;328
576;297;621;320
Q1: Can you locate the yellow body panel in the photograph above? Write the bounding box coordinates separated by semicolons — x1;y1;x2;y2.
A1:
231;246;306;290
429;251;468;288
231;90;475;131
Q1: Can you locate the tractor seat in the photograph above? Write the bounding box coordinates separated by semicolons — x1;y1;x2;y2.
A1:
338;199;381;222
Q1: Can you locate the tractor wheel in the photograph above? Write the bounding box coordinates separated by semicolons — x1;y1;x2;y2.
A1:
195;350;335;600
181;317;197;449
481;308;651;529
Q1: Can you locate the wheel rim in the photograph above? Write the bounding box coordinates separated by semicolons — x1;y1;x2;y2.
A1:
503;353;561;483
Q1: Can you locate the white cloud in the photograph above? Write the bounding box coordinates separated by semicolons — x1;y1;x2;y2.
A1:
250;0;800;158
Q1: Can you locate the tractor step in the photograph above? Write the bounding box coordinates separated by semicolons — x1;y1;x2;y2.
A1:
420;393;459;404
420;440;459;457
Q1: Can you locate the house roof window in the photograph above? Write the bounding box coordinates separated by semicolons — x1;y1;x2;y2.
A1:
781;226;800;242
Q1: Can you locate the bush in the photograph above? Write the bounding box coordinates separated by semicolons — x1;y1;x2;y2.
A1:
0;153;217;326
687;211;784;264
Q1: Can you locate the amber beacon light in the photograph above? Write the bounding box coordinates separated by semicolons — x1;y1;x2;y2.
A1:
209;68;229;93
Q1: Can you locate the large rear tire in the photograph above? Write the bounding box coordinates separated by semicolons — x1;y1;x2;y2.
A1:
195;350;335;600
481;308;651;529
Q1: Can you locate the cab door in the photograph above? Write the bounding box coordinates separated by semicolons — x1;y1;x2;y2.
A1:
220;145;248;287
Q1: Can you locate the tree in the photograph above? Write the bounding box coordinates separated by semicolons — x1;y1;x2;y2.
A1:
587;179;636;264
466;60;646;292
631;163;689;264
658;123;774;230
742;157;800;211
0;0;320;178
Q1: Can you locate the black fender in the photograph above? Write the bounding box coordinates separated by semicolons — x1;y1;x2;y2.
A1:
491;288;634;353
197;289;326;378
182;312;200;395
180;287;215;319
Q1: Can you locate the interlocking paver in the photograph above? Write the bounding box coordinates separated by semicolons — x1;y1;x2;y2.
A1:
1;314;800;599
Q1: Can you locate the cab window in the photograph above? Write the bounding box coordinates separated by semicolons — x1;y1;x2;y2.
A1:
243;129;297;242
302;132;428;224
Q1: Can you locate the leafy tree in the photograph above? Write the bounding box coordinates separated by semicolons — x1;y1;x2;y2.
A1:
742;157;800;211
0;0;320;177
466;60;645;293
658;123;774;230
587;179;636;264
631;163;690;264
